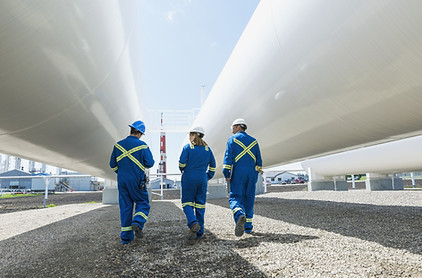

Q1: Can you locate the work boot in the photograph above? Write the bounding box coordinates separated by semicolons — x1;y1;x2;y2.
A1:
187;223;200;241
132;224;143;239
235;215;246;237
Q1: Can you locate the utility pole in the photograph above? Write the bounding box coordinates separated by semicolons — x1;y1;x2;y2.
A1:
159;112;167;178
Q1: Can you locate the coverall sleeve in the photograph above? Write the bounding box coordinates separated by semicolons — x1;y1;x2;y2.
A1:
109;146;118;174
222;138;233;178
255;141;263;172
143;146;155;169
207;148;216;180
178;145;188;172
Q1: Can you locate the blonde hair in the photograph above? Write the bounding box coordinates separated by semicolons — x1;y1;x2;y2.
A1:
190;132;207;146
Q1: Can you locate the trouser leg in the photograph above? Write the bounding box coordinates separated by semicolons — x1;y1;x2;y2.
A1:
244;172;257;232
118;185;134;244
132;187;150;229
182;203;198;228
195;182;207;237
181;175;199;228
229;174;246;223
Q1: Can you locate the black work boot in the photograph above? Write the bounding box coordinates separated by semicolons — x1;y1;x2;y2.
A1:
132;224;143;239
235;215;246;237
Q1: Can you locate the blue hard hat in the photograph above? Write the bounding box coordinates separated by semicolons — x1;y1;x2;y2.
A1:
129;120;146;134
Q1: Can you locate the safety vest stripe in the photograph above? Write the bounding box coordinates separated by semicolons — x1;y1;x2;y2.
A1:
246;218;253;223
121;226;132;232
223;164;232;170
179;162;186;167
116;146;147;162
134;211;148;220
128;155;145;171
208;167;216;172
112;166;118;172
234;139;257;163
114;143;146;171
234;139;257;162
116;144;148;161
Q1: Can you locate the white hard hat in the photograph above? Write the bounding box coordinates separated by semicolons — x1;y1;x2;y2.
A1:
189;126;205;136
232;118;247;127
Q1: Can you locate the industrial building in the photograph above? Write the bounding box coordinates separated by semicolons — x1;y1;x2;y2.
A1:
265;171;308;185
0;169;100;192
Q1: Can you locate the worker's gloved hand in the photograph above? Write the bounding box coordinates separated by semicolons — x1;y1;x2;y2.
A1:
139;176;149;190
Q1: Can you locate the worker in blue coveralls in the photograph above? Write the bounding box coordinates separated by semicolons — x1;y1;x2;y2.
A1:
110;120;155;244
223;119;263;237
179;126;216;242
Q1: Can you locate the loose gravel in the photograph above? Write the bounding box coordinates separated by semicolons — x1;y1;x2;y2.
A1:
0;190;421;277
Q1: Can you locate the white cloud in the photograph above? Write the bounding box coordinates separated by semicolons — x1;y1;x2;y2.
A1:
166;10;176;21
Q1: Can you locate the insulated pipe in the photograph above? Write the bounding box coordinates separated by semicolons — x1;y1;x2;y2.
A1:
194;0;422;177
0;1;144;179
301;135;422;177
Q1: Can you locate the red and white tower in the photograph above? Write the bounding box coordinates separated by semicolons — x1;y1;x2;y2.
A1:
159;113;167;177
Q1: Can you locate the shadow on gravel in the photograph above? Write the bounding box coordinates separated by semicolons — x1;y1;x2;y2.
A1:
208;197;422;255
205;232;318;249
0;201;269;278
0;205;124;278
122;201;268;278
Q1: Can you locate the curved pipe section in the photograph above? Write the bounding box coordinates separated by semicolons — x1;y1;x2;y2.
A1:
195;0;422;176
302;135;422;177
0;1;143;179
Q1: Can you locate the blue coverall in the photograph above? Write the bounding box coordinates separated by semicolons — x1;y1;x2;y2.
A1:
223;131;262;233
179;143;216;238
110;135;154;244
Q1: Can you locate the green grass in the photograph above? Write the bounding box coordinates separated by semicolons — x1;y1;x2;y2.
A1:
0;193;43;199
39;204;56;208
84;201;99;204
404;185;422;189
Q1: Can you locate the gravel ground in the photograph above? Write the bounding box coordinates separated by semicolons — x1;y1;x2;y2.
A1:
0;190;421;277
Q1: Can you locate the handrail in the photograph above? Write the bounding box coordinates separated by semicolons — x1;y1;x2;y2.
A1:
148;173;181;200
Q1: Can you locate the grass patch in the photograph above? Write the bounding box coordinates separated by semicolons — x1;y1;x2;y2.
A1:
0;193;43;199
84;201;99;204
46;204;56;208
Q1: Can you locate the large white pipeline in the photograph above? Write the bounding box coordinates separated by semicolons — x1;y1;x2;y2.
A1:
194;0;422;176
302;135;422;177
0;1;143;179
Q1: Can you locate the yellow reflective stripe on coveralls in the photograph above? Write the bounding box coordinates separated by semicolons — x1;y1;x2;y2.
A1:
121;226;132;232
194;203;206;209
179;162;187;167
208;167;216;172
246;218;253;223
115;143;147;171
182;202;205;209
232;207;243;215
234;139;257;163
134;211;148;220
223;164;232;170
112;166;118;172
182;202;195;207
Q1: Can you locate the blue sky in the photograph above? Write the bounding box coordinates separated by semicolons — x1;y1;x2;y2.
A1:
138;0;261;176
